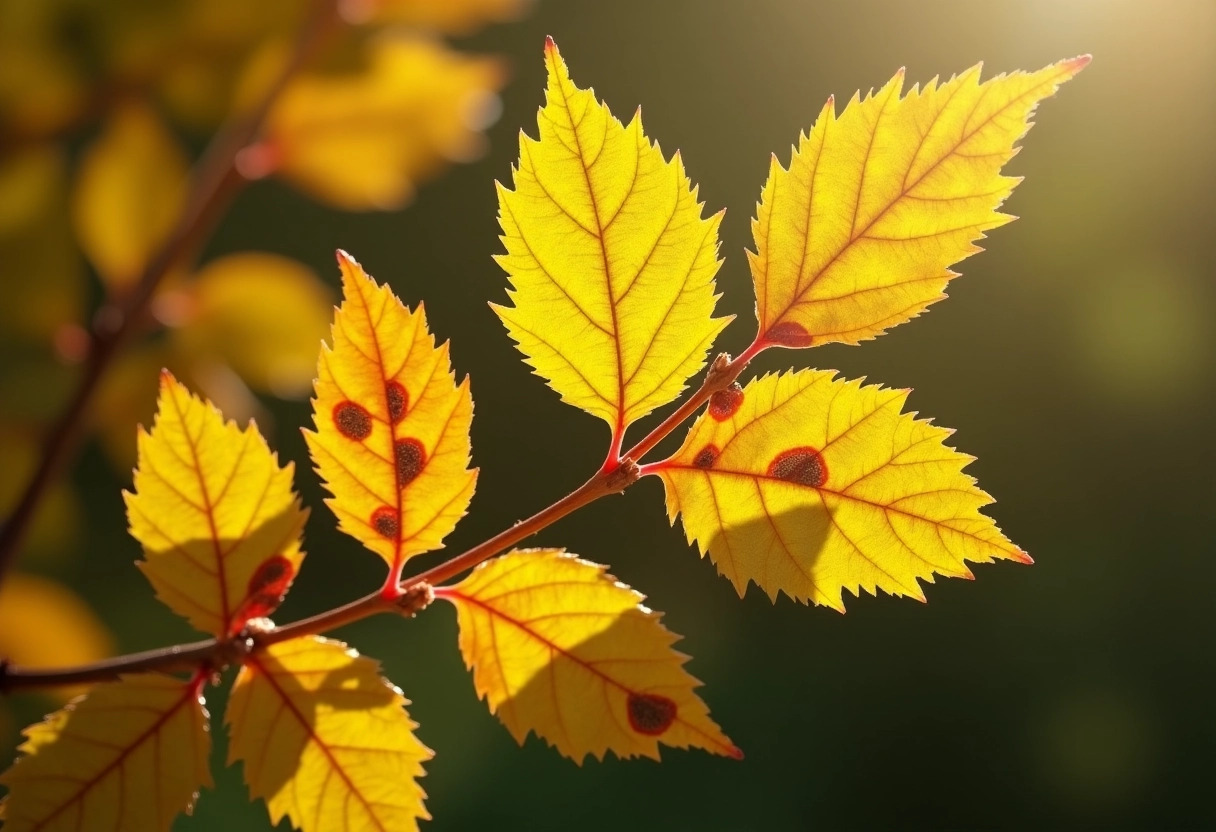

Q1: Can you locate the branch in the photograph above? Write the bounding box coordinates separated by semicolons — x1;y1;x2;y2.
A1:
1;336;766;693
0;0;343;586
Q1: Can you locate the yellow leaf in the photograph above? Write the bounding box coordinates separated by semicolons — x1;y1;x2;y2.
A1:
493;39;729;443
172;252;334;398
653;371;1028;610
0;674;212;832
749;58;1089;349
305;251;476;579
72;103;189;291
0;574;112;700
439;548;741;762
264;37;505;210
227;636;431;832
126;371;308;637
369;0;530;34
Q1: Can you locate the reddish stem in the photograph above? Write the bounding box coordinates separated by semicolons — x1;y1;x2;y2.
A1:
1;334;770;692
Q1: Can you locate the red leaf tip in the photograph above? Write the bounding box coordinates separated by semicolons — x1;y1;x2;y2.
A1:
1014;550;1034;565
544;35;557;54
726;743;745;761
1063;54;1093;73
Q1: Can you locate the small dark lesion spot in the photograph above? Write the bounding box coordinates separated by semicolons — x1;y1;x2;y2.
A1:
230;555;296;634
627;692;677;736
333;401;373;441
386;381;408;424
371;506;400;539
692;444;719;469
763;321;813;348
394;438;426;486
767;446;828;487
709;384;743;421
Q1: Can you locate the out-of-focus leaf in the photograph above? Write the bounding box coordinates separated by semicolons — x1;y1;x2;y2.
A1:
441;548;741;762
305;251;476;578
72;103;189;291
264;36;505;210
126;372;308;637
0;574;111;700
0;674;211;832
749;58;1089;349
369;0;531;34
494;38;728;438
227;635;432;832
654;370;1028;609
172;252;333;398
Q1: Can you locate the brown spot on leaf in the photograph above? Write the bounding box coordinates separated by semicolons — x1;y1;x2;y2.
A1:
692;444;719;469
763;321;813;348
394;439;426;486
627;692;677;736
386;381;408;424
371;506;399;539
709;384;743;421
333;401;373;441
767;446;827;487
230;555;295;635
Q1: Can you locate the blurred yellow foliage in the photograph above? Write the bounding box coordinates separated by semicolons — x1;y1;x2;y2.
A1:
72;104;189;291
0;0;519;521
265;36;506;209
172;252;333;398
0;574;112;701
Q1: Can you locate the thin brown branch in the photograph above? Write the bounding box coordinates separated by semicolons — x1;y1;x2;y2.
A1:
0;0;343;586
0;338;766;694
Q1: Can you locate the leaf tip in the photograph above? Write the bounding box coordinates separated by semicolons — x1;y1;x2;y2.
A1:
1014;549;1034;565
544;34;557;55
1063;54;1093;73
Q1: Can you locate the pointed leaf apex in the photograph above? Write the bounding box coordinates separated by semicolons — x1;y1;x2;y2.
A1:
544;35;557;54
335;248;354;266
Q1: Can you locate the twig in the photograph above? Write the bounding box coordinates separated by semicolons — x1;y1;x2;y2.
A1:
0;0;342;586
0;343;761;694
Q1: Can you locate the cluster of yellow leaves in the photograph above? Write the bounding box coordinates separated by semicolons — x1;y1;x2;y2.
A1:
0;6;520;799
495;41;1086;608
2;366;434;831
0;37;1089;832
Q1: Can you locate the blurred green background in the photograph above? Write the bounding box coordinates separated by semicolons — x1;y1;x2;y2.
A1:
3;0;1214;829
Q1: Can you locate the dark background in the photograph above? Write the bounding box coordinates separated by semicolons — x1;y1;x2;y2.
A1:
8;0;1216;829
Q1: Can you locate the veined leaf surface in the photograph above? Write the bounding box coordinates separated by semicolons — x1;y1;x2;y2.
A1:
439;548;740;762
305;251;476;577
654;371;1028;609
0;674;211;832
749;57;1089;349
126;372;308;637
494;38;728;440
227;636;431;832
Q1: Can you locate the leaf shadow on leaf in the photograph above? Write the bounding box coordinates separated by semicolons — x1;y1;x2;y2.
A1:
701;496;836;603
136;502;304;634
237;648;400;804
487;603;732;762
